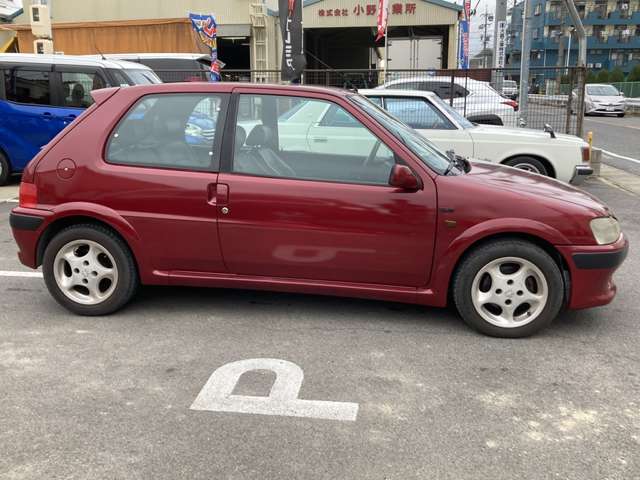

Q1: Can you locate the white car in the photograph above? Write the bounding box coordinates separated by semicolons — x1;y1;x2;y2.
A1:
359;89;593;184
573;84;626;117
377;75;519;127
501;79;518;99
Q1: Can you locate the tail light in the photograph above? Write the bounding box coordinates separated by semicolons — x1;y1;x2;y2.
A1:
581;146;591;163
19;182;38;208
502;99;519;111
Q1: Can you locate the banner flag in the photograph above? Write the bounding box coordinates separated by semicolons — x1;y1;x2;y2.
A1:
189;12;220;82
375;0;389;41
279;0;306;82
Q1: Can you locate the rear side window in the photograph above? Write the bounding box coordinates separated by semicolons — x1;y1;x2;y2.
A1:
106;93;226;171
384;97;455;130
122;69;162;85
4;69;51;105
59;71;106;108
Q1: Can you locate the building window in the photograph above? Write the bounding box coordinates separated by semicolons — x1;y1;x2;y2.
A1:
534;3;542;15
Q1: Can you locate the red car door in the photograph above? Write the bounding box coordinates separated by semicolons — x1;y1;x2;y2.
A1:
94;92;229;274
216;91;437;287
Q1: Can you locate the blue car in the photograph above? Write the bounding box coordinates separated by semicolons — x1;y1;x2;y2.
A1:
0;54;161;185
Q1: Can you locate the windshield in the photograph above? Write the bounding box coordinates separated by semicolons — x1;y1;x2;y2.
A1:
350;94;452;175
124;69;163;85
587;85;620;96
429;95;475;129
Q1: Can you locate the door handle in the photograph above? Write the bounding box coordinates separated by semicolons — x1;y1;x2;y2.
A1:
65;114;77;120
42;112;53;119
208;183;229;207
312;137;328;143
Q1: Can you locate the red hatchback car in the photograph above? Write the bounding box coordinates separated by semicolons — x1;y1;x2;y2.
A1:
10;83;628;337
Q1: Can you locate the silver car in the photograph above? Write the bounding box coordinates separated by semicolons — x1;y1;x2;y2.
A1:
574;84;626;117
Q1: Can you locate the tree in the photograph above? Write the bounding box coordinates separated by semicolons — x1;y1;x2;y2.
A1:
586;71;598;83
628;65;640;82
609;67;625;83
596;70;610;83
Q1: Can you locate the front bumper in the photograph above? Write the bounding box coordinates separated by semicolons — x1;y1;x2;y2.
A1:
557;234;629;310
586;104;625;115
569;164;593;185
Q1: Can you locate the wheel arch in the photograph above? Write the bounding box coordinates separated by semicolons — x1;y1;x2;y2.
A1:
501;153;556;179
36;215;142;280
446;231;571;307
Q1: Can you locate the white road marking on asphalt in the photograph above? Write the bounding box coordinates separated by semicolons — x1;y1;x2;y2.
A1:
0;270;43;278
601;150;640;165
190;358;359;422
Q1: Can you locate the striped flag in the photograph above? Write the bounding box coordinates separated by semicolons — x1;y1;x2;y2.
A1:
375;0;389;41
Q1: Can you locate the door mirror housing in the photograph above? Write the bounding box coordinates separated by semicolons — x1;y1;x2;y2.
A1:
389;164;420;190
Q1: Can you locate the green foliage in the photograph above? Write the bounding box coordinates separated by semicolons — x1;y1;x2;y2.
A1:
609;68;625;83
586;70;598;83
595;70;610;83
627;65;640;82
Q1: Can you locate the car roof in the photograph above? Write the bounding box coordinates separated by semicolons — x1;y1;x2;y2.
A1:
0;53;155;70
358;88;439;99
384;75;487;87
114;82;353;97
85;53;211;61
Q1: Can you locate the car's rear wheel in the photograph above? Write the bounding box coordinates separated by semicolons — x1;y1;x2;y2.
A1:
0;152;9;186
453;239;564;337
617;113;625;118
43;224;138;315
503;156;549;176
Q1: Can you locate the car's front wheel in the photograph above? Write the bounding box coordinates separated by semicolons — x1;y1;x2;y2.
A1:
453;239;564;337
43;224;138;315
503;156;549;176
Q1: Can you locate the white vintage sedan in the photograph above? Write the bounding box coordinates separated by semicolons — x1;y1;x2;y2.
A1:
359;89;593;184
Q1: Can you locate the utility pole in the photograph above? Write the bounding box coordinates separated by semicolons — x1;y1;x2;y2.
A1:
518;0;533;127
479;5;492;68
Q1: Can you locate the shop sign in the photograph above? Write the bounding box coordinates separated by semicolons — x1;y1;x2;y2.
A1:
318;2;416;17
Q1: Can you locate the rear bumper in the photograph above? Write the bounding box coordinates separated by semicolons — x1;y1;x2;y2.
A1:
9;208;52;269
569;165;593;185
557;234;629;310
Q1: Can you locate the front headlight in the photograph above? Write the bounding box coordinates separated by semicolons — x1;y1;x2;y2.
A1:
590;217;621;245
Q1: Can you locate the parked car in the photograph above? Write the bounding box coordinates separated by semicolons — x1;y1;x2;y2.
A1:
0;53;161;185
10;83;627;337
501;79;518;99
87;53;215;83
573;84;626;117
378;75;519;127
359;89;592;183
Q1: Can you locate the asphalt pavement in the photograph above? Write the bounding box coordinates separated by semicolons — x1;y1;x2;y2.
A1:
1;177;639;480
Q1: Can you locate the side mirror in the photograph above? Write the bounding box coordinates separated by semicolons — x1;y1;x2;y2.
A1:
389;164;420;190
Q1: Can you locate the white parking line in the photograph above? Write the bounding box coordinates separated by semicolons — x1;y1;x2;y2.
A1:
0;270;43;278
601;150;640;165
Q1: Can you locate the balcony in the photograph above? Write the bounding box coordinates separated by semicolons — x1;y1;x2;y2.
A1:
583;9;640;24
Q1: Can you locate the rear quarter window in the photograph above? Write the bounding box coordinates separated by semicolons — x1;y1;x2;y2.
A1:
106;93;227;171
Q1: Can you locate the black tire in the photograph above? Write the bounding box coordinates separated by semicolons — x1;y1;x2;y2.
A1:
503;156;549;177
452;239;564;338
0;151;9;186
617;113;625;118
42;224;138;315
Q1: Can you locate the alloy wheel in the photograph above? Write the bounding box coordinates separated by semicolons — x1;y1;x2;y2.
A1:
53;239;119;305
471;256;549;328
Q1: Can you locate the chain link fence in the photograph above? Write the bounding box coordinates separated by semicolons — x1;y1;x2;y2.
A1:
154;66;587;136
